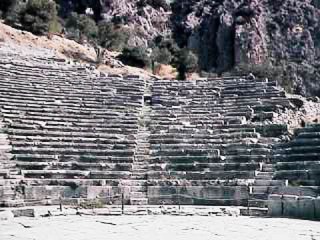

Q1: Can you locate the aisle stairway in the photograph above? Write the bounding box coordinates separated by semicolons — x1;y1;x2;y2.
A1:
250;163;285;207
130;78;153;205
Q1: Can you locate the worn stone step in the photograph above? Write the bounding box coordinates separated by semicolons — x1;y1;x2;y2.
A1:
248;199;268;208
130;198;148;205
253;180;285;186
130;191;147;198
255;175;273;180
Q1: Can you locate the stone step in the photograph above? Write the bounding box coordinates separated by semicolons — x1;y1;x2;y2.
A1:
135;155;150;160
20;170;134;179
132;168;148;173
262;167;274;172
252;186;269;194
253;180;285;186
274;153;320;162
255;175;273;180
151;162;259;172
130;191;147;198
130;185;147;192
275;161;320;171
257;172;273;176
148;170;255;180
248;199;268;208
130;198;148;205
131;174;148;180
274;169;320;181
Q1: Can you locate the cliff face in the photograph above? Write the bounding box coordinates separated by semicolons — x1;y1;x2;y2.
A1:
171;0;320;96
57;0;320;96
265;0;320;96
56;0;171;46
170;0;268;72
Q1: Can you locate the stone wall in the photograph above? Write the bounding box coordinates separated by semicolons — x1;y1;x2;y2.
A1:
268;194;320;220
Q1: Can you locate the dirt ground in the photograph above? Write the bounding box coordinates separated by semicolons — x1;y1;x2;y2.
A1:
1;215;320;240
0;21;156;79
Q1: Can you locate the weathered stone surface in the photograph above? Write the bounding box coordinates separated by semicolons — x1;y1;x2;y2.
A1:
297;196;315;219
171;0;320;96
315;197;320;219
268;194;282;217
11;208;35;218
282;195;299;218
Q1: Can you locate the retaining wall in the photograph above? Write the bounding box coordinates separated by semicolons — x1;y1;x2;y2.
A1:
268;194;320;220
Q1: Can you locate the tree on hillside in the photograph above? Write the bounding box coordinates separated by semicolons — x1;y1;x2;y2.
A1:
19;0;59;35
4;0;24;27
119;46;151;68
176;48;198;80
65;12;98;42
151;47;172;65
0;0;15;17
97;22;130;51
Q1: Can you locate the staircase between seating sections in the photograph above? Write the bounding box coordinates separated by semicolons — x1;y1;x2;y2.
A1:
130;78;153;205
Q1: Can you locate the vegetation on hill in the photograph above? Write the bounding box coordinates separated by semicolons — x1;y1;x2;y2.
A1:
2;0;319;93
0;0;198;80
1;0;61;34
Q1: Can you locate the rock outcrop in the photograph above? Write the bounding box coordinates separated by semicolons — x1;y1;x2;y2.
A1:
56;0;171;46
171;0;320;96
171;0;268;72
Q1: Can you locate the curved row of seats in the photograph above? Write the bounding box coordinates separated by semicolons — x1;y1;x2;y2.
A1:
0;51;144;183
273;124;320;196
2;43;318;206
147;78;291;204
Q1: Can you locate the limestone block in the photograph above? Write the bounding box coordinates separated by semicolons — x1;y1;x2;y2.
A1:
11;208;35;218
297;196;315;220
87;186;113;199
148;186;248;205
315;197;320;220
24;186;87;200
282;195;299;218
268;194;282;217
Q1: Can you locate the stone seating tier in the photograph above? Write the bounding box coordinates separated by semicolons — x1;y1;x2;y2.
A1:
0;53;144;184
0;46;315;206
273;125;320;188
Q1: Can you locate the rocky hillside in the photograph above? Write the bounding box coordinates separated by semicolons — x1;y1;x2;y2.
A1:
171;0;320;96
53;0;320;96
55;0;171;46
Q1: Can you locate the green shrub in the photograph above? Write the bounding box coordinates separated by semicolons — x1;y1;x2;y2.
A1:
0;0;14;16
19;0;59;35
66;12;98;42
48;17;62;33
233;62;282;79
151;47;172;65
176;48;198;80
4;0;25;27
98;22;130;51
150;36;181;66
119;46;151;68
232;62;296;93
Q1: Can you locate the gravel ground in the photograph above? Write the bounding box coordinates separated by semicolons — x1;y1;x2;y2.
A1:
1;215;320;240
